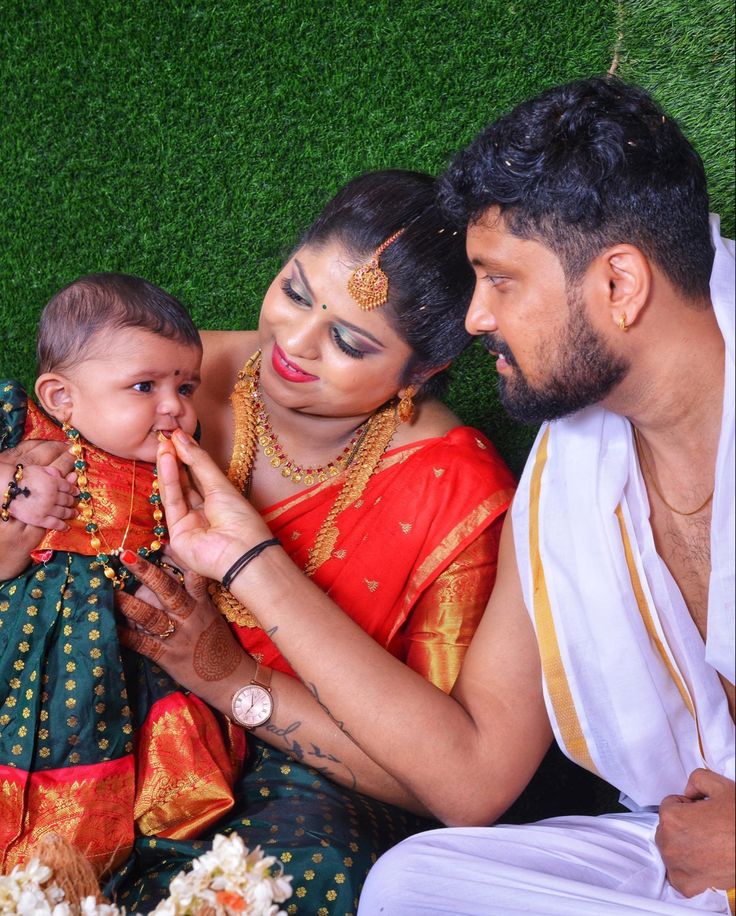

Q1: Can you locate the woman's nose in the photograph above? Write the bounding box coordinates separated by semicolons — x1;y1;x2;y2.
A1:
465;285;498;336
282;315;320;360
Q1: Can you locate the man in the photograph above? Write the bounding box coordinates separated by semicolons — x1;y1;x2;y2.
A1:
70;76;733;914
354;75;735;914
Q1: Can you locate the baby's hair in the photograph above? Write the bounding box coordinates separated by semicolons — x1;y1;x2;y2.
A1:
37;273;201;375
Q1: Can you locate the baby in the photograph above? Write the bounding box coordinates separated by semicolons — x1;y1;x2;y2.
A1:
0;274;238;877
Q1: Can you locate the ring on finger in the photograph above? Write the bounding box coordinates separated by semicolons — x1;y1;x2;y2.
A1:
158;619;177;640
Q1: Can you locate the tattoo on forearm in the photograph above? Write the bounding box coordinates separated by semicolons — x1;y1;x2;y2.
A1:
263;718;356;789
265;625;278;637
306;681;356;742
193;618;241;681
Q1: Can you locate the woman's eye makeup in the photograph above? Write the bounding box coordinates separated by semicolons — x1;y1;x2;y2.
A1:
331;327;365;359
281;277;309;305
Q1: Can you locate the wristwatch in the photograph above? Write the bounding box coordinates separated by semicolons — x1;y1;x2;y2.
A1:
230;663;274;728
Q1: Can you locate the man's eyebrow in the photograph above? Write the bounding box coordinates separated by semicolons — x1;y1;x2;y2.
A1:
293;258;317;300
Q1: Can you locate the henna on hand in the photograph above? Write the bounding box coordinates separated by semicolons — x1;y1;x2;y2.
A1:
116;590;173;635
193;617;242;682
121;549;196;618
118;626;167;664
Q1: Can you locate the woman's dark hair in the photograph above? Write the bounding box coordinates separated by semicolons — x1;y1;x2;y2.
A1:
299;169;474;397
38;273;201;374
439;76;713;301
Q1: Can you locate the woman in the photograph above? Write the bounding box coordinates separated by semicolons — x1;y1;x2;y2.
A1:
109;170;515;913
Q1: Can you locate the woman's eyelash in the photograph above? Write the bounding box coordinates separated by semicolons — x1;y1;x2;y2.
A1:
281;278;307;304
331;327;364;359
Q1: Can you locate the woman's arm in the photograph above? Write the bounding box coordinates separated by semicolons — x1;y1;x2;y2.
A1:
117;565;431;814
121;431;552;825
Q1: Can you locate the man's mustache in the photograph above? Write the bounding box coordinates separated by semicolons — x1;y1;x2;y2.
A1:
481;335;519;369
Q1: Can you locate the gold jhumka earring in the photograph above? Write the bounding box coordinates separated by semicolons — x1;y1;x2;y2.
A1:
397;385;416;424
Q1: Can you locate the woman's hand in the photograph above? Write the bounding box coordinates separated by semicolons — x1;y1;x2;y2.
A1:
156;430;274;581
116;551;254;712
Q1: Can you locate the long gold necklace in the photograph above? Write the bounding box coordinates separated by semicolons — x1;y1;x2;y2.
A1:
64;424;166;588
214;349;398;626
633;426;714;517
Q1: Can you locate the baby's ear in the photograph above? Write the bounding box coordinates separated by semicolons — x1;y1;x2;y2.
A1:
35;373;75;423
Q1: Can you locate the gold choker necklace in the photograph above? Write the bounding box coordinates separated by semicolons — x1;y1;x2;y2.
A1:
633;427;714;517
254;375;368;486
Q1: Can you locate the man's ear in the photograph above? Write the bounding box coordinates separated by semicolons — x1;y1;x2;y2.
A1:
585;244;652;331
35;373;75;423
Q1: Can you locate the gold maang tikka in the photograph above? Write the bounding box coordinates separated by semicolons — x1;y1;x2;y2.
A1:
347;228;405;310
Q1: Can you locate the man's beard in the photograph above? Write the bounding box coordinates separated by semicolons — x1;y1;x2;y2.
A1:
486;289;629;426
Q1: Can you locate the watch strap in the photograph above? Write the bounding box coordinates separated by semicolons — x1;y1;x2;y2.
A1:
252;663;272;691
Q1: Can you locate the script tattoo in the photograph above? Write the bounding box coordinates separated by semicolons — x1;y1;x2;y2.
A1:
263;719;357;789
193;618;241;681
306;681;356;743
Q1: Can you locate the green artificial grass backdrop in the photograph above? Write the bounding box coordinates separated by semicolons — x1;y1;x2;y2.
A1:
1;0;734;473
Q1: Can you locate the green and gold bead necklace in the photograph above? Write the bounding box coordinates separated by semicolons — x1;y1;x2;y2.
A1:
64;424;166;588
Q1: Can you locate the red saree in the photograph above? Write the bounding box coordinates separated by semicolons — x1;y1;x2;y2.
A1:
231;427;516;692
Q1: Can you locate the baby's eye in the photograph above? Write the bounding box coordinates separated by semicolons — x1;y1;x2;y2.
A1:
132;381;153;393
178;382;197;397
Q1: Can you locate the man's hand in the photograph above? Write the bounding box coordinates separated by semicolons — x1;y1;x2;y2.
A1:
656;768;735;896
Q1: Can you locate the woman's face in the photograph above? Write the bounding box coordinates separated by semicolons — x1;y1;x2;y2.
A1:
257;239;415;419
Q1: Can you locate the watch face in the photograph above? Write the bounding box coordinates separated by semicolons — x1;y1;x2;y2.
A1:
232;684;273;728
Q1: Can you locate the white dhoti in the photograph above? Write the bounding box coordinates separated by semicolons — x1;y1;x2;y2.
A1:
359;218;735;915
358;814;731;914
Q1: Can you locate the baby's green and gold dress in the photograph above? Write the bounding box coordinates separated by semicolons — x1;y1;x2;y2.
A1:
0;380;240;878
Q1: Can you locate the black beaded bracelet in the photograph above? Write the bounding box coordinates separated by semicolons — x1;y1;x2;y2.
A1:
1;464;29;522
221;537;281;590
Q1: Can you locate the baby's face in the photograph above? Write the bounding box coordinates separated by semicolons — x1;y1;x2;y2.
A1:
63;327;201;463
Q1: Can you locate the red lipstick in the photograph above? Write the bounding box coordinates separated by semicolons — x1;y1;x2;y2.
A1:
271;344;319;383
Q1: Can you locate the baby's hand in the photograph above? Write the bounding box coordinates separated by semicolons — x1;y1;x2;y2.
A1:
2;464;78;531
